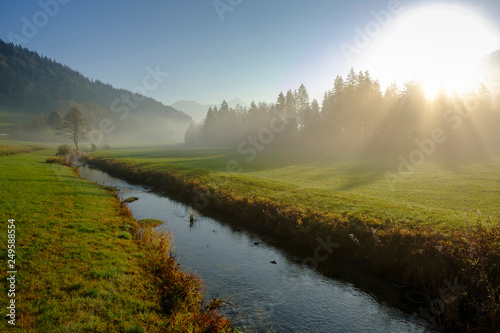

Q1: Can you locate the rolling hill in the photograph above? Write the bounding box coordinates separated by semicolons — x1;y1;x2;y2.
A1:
0;39;191;144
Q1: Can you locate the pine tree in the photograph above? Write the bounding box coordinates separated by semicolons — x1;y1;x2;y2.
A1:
276;92;286;120
285;89;297;134
296;84;310;132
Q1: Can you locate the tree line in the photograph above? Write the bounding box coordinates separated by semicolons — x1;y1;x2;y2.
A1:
185;68;500;157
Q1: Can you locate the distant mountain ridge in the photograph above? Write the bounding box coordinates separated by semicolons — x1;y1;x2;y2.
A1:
172;98;248;123
0;39;191;143
171;100;214;123
227;98;249;108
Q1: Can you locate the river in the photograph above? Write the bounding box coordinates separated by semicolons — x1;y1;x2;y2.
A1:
78;165;438;333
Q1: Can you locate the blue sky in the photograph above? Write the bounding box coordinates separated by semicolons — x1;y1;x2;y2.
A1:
1;0;499;106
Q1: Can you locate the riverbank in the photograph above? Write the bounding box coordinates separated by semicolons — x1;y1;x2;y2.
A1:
0;149;235;332
85;150;500;332
79;164;436;331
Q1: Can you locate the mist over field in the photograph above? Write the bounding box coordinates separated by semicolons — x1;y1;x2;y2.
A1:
1;1;500;332
184;69;500;163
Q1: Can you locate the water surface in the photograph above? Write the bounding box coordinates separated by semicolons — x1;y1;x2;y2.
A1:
79;166;438;333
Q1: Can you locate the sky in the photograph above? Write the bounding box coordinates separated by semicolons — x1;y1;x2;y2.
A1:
1;0;499;106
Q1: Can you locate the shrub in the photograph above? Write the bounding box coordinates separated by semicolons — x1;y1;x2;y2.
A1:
45;156;67;165
57;144;72;156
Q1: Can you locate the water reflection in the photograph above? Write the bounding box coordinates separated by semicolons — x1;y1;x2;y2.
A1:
79;166;438;333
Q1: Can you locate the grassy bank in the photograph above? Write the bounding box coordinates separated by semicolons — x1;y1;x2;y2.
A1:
0;141;46;156
90;148;500;230
87;147;500;332
0;149;235;332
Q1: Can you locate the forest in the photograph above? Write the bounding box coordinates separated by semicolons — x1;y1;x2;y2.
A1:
185;68;500;158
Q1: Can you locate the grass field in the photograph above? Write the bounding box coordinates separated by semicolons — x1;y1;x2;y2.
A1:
0;148;235;332
91;147;500;231
0;144;46;156
86;146;500;330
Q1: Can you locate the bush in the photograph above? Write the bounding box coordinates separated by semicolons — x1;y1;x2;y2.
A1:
45;156;67;165
57;144;72;156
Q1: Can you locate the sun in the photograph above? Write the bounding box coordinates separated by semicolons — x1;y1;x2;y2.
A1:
365;5;498;99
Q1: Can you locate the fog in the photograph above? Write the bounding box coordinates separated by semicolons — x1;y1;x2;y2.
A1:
100;114;190;147
184;69;500;163
4;112;190;149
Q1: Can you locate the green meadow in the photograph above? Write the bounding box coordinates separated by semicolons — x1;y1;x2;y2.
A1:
0;148;235;332
91;147;500;231
0;149;158;331
86;147;500;330
2;144;499;331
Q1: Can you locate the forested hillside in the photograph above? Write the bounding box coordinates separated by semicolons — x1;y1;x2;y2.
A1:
0;40;191;143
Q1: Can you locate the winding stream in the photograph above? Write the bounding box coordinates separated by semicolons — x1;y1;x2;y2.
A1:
78;165;438;333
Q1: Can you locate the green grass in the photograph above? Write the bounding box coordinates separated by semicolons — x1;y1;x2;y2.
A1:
0;149;236;332
87;147;500;331
0;150;165;331
91;147;500;231
0;140;47;156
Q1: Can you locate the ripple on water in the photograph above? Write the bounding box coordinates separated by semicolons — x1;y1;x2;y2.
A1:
79;166;438;333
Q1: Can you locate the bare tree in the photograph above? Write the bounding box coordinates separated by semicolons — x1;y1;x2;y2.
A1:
58;106;88;150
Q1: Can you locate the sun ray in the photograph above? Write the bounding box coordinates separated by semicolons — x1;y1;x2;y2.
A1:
365;5;499;100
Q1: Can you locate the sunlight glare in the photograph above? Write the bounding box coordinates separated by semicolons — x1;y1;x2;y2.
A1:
366;5;499;99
